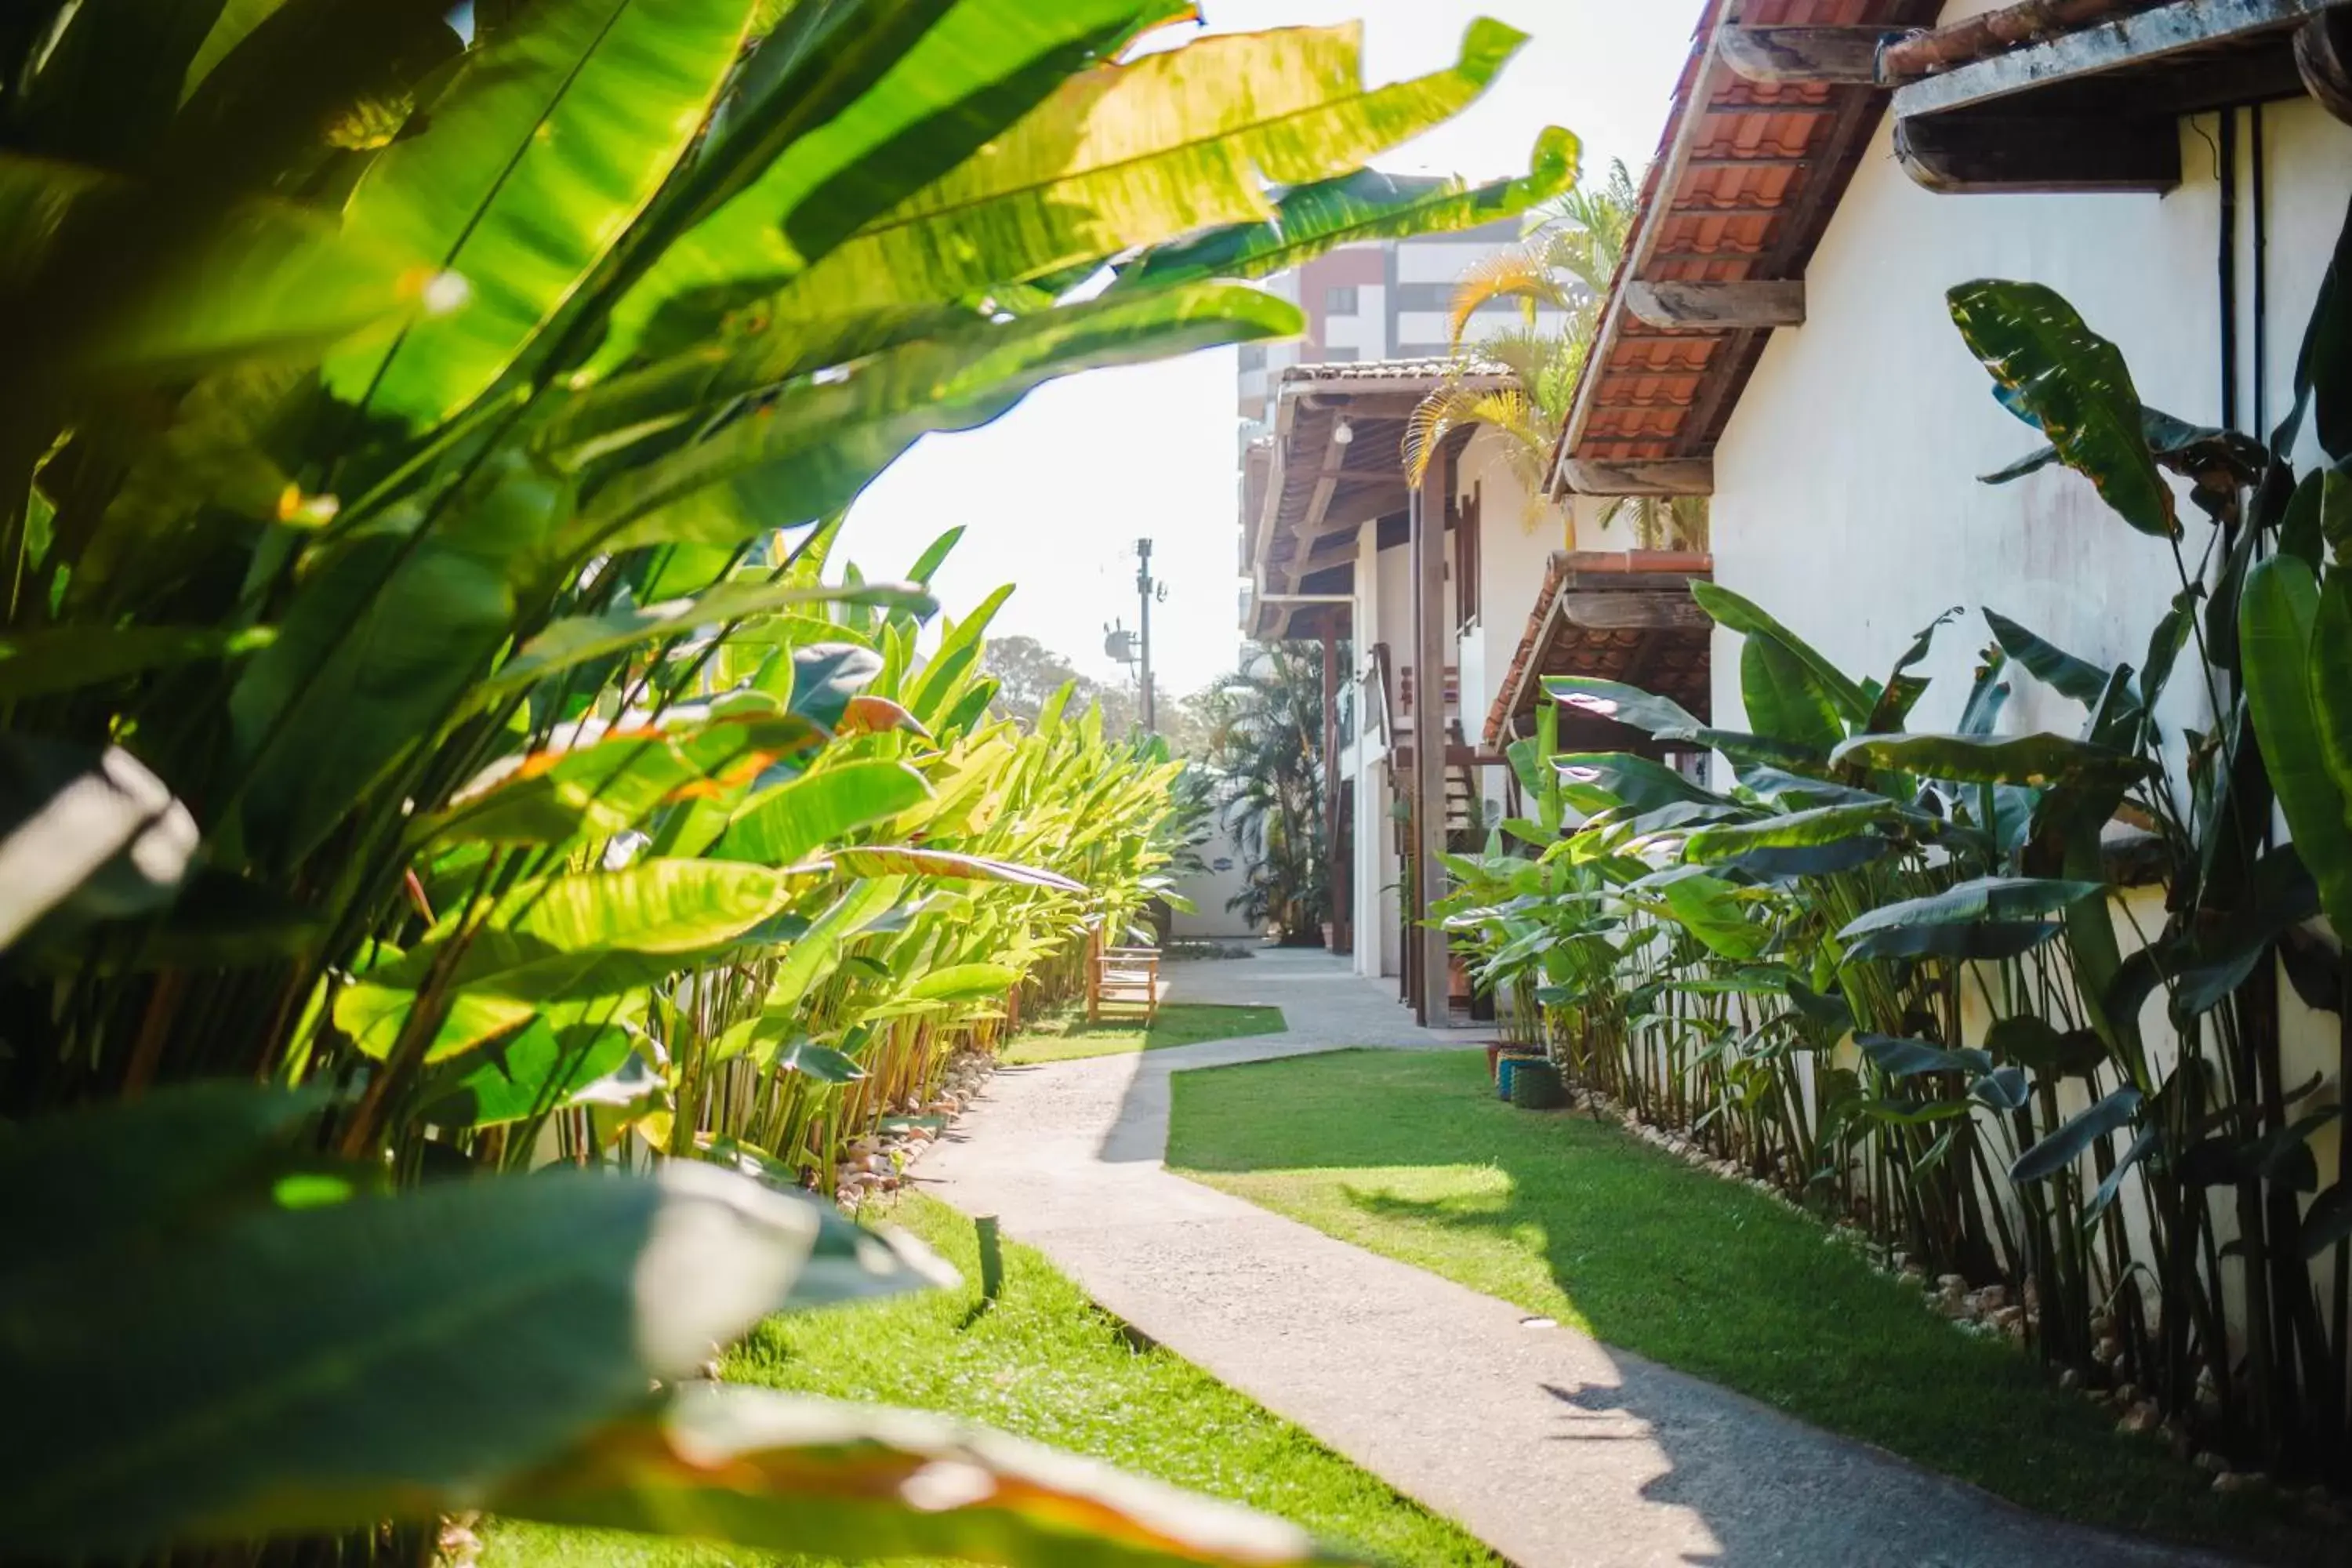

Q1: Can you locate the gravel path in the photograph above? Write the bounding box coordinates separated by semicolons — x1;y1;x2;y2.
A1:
913;948;2223;1568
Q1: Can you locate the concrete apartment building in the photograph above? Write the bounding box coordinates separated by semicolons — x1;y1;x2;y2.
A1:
1236;218;1573;431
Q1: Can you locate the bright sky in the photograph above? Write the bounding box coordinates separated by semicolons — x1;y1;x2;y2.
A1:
840;2;1704;699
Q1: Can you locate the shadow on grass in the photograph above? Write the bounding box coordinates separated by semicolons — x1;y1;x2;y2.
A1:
999;1002;1286;1066
1170;1048;2316;1568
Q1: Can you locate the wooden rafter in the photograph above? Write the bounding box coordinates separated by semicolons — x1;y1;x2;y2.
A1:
1718;24;1900;84
1559;458;1715;497
1626;280;1806;330
1893;114;2180;194
1890;0;2337;118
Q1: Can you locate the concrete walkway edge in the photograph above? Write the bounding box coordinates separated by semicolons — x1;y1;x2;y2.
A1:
913;948;2226;1568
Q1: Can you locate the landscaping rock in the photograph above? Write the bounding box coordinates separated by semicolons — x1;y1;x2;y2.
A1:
437;1514;482;1568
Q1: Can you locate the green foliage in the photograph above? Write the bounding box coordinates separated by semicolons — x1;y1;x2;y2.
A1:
495;1194;1504;1568
1204;643;1334;942
0;2;1550;1560
1433;195;2352;1494
1169;1051;2315;1563
1000;1002;1287;1066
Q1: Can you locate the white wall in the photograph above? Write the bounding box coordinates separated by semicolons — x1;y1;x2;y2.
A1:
1714;100;2349;742
1168;824;1256;939
1707;89;2352;1310
1454;426;1569;768
1323;284;1389;359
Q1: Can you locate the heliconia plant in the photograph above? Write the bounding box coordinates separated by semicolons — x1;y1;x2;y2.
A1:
0;0;1572;1560
1438;193;2352;1488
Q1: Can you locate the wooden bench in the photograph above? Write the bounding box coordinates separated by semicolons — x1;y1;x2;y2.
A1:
1087;935;1161;1025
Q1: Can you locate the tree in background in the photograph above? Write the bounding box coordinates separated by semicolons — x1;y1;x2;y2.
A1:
983;633;1221;756
1406;159;1705;550
1202;644;1330;944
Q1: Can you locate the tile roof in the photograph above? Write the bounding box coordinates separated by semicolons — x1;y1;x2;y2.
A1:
1277;356;1501;386
1483;551;1715;750
1554;0;1944;489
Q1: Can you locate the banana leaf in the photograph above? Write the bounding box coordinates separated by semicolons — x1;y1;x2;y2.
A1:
0;1134;922;1558
1690;579;1871;724
2241;553;2352;938
1828;731;2152;792
0;736;200;950
601;0;1166;364
2010;1087;2143;1184
1837;875;2103;938
1858;1034;1993;1079
498;1385;1374;1568
327;0;759;426
1117;125;1578;291
756;20;1531;323
1681;801;1904;864
1947;279;2176;539
1981;609;2109;704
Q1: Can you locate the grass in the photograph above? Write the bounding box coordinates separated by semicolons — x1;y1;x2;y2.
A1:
485;1192;1497;1568
1167;1048;2324;1565
996;1001;1285;1065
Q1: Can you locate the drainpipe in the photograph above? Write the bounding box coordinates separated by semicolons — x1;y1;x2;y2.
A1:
2252;103;2269;440
2220;108;2239;433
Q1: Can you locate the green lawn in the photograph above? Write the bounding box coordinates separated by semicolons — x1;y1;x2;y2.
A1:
485;1192;1495;1568
997;1002;1285;1065
1167;1048;2321;1565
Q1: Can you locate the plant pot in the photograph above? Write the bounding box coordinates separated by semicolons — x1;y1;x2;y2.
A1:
1494;1052;1546;1102
1508;1060;1567;1111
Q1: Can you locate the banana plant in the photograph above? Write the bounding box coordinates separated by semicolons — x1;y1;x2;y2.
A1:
0;2;1566;1561
1444;196;2352;1486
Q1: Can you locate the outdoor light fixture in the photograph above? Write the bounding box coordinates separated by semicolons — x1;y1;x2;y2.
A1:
1331;417;1353;445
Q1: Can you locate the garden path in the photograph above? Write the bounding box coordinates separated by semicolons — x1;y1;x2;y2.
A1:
913;948;2223;1568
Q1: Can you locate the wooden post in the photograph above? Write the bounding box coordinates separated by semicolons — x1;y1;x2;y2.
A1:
975;1214;1004;1303
1412;449;1451;1027
1319;626;1339;953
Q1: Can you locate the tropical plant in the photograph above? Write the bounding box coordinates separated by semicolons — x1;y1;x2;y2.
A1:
1443;191;2352;1490
0;2;1573;1559
1204;642;1333;944
1406;157;1702;549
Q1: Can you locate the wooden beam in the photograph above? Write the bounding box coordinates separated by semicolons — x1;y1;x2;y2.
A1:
2298;9;2352;124
1626;279;1806;330
1893;114;2180;194
1718;24;1895;85
1890;0;2334;118
1410;448;1450;1028
1312;485;1407;535
1320;627;1341;955
1559;458;1715;497
1555;592;1715;633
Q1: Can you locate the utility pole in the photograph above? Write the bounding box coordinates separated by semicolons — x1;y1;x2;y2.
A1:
1135;538;1163;734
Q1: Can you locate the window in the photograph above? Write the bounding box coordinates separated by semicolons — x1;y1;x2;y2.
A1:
1324;284;1359;316
1453;488;1481;633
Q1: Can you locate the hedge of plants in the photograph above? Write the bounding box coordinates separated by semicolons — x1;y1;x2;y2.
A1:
1438;198;2352;1494
0;1;1575;1561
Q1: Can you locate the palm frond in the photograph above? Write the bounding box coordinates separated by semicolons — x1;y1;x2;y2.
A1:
1446;252;1574;346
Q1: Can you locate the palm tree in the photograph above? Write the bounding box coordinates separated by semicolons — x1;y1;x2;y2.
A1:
1203;644;1331;944
1407;159;1706;551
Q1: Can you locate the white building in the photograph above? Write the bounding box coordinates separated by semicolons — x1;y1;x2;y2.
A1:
1547;0;2352;1330
1242;358;1711;1018
1237;215;1575;434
